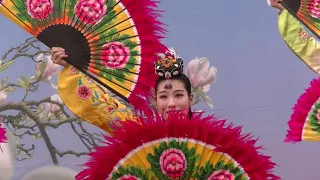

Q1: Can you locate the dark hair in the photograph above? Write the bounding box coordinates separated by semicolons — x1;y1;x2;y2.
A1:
155;74;193;119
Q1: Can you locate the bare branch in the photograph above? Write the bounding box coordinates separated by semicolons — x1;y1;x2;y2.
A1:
16;144;35;161
0;102;59;164
1;37;50;63
55;149;88;158
41;118;77;129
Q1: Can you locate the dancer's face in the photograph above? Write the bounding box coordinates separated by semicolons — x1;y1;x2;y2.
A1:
156;79;193;120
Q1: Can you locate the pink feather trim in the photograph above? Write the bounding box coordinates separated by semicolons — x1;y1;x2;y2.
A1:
121;0;168;103
285;77;320;142
76;107;279;179
0;123;7;144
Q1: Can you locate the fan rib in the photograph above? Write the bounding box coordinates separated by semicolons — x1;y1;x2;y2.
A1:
62;0;67;24
87;14;130;42
89;24;135;46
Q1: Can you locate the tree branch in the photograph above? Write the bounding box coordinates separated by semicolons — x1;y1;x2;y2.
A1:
0;102;59;164
54;149;88;158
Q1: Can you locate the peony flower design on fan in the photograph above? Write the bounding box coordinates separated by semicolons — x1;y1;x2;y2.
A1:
307;0;320;19
306;100;320;132
159;148;187;178
90;28;138;83
111;165;149;180
74;0;107;25
147;139;200;179
195;160;247;180
101;42;130;69
26;0;54;19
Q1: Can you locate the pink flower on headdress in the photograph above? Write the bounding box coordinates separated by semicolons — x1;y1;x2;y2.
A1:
100;42;130;69
208;170;235;180
186;57;217;90
186;57;217;108
27;0;54;19
160;148;187;178
0;0;5;5
75;0;107;24
307;0;320;18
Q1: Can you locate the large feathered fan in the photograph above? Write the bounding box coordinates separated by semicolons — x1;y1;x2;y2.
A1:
285;77;320;142
76;108;280;179
0;0;166;101
280;0;320;39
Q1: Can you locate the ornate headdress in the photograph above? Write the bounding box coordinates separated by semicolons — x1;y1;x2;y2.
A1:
154;48;218;109
154;48;184;89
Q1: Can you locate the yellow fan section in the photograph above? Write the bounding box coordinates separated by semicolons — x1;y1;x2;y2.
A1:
109;138;249;179
302;118;320;141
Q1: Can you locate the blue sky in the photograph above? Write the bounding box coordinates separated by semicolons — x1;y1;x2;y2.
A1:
1;0;320;179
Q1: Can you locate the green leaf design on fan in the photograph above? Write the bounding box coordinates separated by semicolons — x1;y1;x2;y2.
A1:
95;28;138;50
99;68;126;83
195;160;247;180
308;99;320;133
111;165;149;180
146;139;200;179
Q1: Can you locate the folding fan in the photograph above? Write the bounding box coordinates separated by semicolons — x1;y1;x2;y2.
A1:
280;0;320;39
0;0;166;102
76;107;280;180
285;76;320;142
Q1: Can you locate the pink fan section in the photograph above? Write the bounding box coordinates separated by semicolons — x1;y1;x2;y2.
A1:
285;77;320;142
120;0;167;103
75;100;280;180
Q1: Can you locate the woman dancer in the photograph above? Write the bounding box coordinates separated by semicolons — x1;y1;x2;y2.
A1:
52;47;280;179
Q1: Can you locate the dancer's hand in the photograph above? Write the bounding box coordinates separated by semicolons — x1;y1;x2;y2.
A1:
51;47;69;67
270;0;284;13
